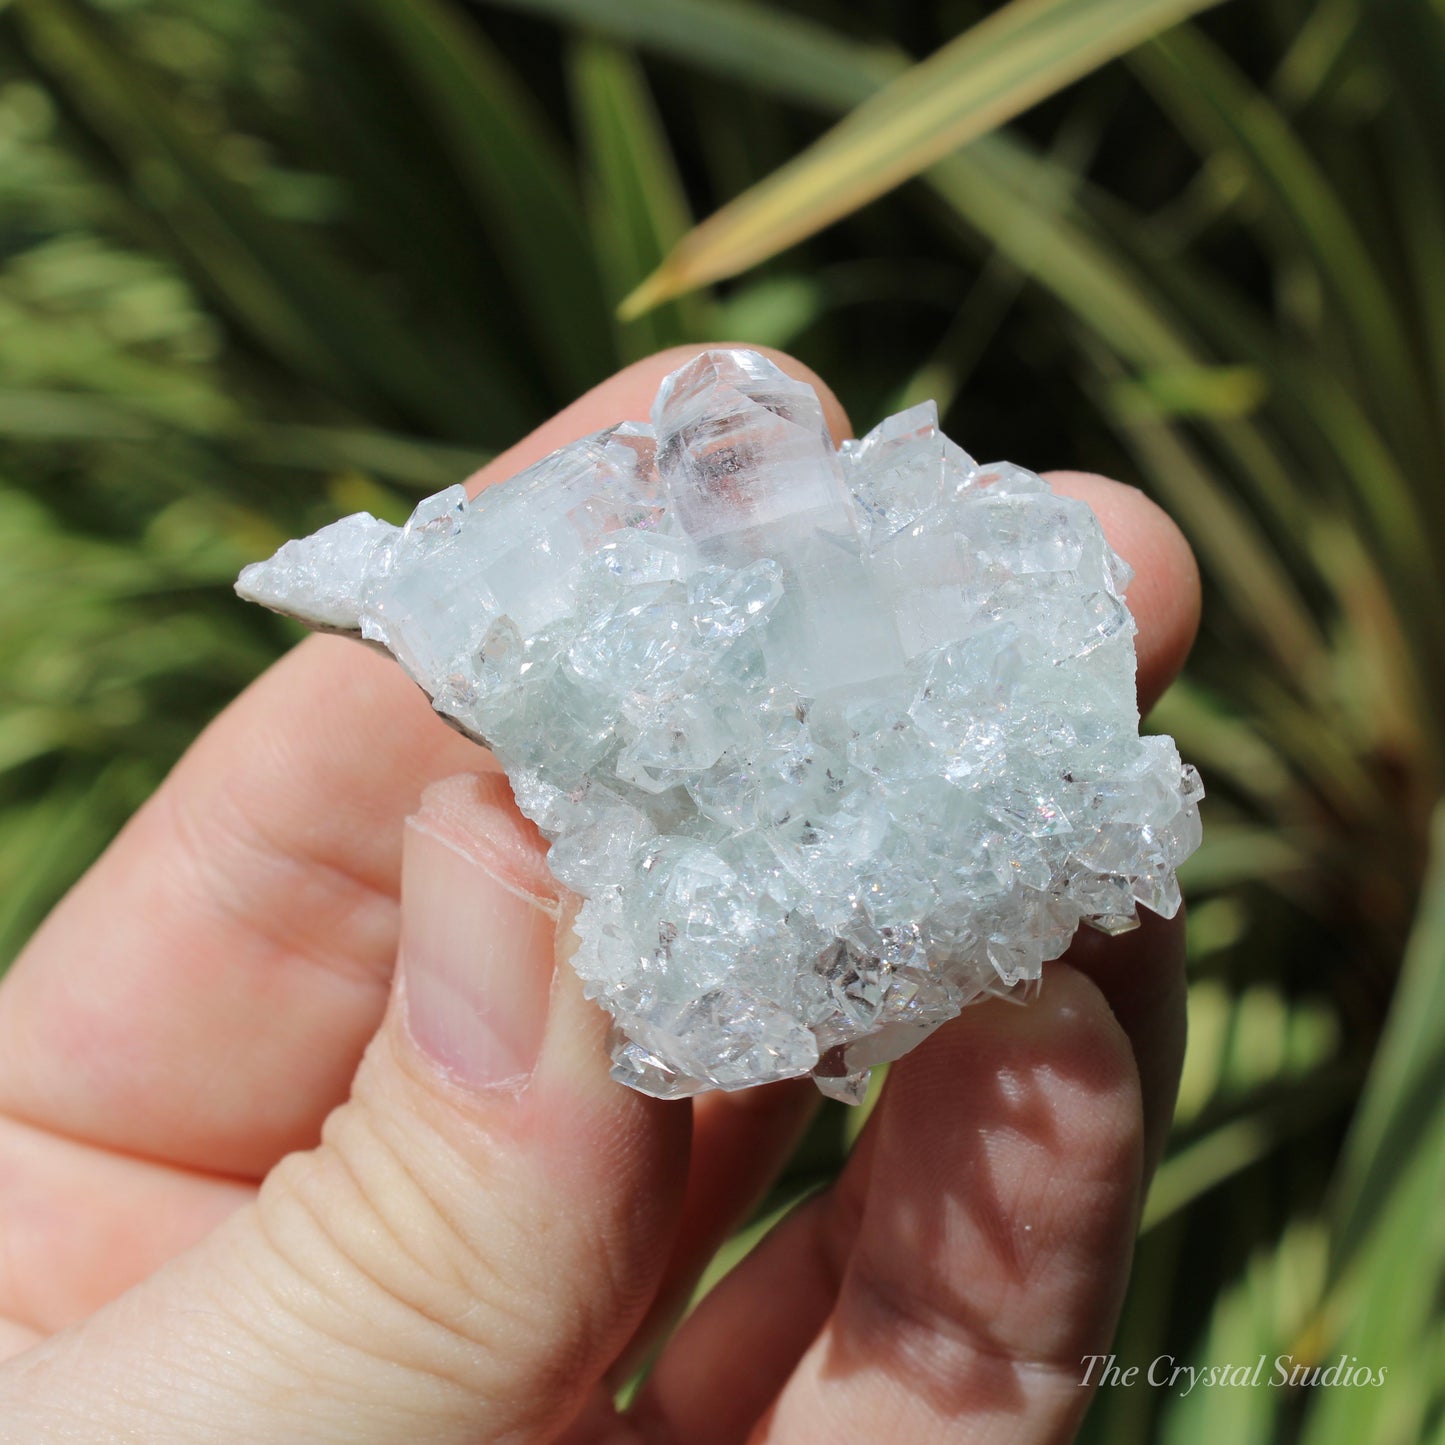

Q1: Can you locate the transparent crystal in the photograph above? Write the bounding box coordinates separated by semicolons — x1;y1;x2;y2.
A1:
236;349;1203;1101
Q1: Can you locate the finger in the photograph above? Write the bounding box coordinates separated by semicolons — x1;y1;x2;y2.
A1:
0;773;691;1444
760;967;1144;1444
0;345;845;1178
637;966;1145;1445
0;1115;251;1335
0;1322;40;1364
626;1165;866;1445
0;986;823;1350
613;1079;819;1382
1059;907;1188;1181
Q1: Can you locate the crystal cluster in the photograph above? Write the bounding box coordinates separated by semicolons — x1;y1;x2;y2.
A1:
237;350;1202;1102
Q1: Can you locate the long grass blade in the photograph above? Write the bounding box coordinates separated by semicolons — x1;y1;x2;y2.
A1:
1327;802;1445;1266
1133;27;1432;484
1088;181;1445;743
359;0;615;396
476;0;903;112
1144;1067;1354;1233
1301;802;1445;1444
568;38;703;360
1371;10;1445;462
1089;353;1329;690
620;0;1232;315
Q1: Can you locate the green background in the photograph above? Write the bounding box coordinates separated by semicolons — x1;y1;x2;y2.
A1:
1;1;1441;1440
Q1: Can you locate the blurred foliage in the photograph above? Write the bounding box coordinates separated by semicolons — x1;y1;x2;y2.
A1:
1;0;1442;1439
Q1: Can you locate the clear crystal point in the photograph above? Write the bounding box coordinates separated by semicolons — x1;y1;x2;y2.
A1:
236;349;1203;1102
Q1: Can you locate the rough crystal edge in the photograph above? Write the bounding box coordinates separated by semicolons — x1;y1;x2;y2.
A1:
232;349;1204;1104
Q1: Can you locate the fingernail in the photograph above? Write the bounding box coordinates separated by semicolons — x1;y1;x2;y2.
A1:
400;773;559;1089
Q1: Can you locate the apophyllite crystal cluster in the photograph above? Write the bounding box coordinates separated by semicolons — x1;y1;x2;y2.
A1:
237;349;1202;1102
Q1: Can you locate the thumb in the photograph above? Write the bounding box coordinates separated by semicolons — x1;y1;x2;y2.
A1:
0;773;691;1444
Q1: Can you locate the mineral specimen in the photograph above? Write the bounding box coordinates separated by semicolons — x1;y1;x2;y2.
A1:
237;349;1203;1103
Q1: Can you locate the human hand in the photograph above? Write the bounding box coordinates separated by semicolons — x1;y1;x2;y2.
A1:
0;348;1200;1444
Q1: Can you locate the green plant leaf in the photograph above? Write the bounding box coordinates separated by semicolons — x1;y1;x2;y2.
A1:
357;0;616;397
1179;825;1310;894
479;0;903;112
1136;29;1422;421
10;0;522;438
1109;364;1269;422
1370;8;1445;448
1144;1066;1355;1234
620;0;1233;315
568;37;702;359
1305;803;1445;1445
1092;357;1329;691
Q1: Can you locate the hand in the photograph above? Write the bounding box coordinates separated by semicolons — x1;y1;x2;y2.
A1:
0;348;1200;1444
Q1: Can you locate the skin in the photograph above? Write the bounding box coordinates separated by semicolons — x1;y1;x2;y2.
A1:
0;346;1200;1443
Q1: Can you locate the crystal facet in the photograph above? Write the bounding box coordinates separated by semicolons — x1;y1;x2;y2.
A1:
236;350;1203;1101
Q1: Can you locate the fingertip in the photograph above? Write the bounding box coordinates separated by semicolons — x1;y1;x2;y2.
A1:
410;771;556;906
736;967;1144;1445
1044;471;1201;712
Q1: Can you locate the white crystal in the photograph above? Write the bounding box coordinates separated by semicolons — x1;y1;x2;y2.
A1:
236;350;1203;1101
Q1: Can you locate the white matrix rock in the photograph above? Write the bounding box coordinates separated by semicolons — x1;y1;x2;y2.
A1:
237;350;1203;1103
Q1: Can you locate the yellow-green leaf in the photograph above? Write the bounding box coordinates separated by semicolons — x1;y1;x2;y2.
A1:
621;0;1232;316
